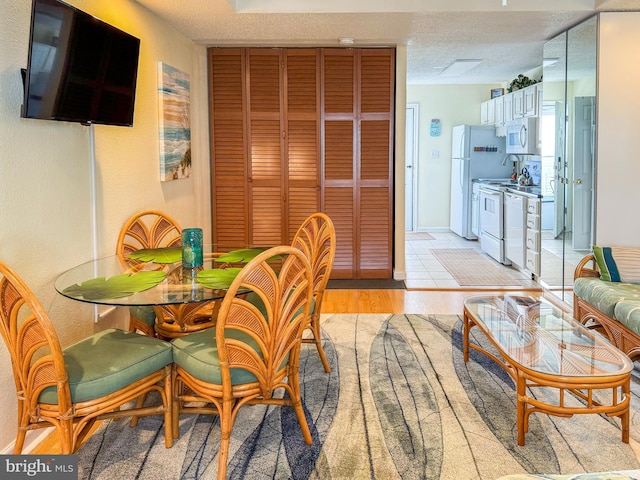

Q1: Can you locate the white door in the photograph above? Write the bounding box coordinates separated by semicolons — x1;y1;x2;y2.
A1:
554;101;566;238
405;104;418;232
572;96;595;250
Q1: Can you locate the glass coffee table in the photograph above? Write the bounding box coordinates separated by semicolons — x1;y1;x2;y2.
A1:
463;294;633;446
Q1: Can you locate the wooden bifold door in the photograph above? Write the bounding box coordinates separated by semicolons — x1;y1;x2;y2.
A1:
209;47;394;279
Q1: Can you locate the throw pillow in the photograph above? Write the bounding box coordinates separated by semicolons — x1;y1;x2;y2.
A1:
593;246;640;283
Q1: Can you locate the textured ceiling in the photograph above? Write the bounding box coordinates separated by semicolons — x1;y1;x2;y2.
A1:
134;0;640;85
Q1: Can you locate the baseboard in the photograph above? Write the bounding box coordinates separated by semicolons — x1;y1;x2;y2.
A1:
0;427;54;454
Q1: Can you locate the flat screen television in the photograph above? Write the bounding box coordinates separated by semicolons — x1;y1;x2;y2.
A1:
22;0;140;126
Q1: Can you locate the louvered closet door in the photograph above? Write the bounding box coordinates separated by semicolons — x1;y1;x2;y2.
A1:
247;49;284;246
359;50;394;277
322;48;394;278
209;48;248;248
323;50;356;277
284;50;321;242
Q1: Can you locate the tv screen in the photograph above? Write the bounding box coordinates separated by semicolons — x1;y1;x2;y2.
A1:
22;0;140;126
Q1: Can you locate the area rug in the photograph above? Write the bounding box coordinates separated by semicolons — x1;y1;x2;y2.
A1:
431;248;522;286
77;314;640;479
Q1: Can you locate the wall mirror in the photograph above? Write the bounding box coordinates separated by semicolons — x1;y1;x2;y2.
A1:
540;15;597;304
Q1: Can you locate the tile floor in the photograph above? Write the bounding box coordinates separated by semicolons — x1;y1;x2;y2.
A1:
405;230;584;290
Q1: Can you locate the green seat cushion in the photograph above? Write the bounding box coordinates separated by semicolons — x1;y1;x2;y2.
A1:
171;329;262;385
614;300;640;336
573;277;640;318
129;305;156;326
39;328;172;404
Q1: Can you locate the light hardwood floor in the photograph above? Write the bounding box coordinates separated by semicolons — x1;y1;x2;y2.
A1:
31;287;546;455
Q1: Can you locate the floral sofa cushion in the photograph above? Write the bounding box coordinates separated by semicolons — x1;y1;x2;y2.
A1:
573;277;640;319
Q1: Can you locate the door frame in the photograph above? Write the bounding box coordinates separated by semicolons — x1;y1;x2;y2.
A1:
406;103;419;232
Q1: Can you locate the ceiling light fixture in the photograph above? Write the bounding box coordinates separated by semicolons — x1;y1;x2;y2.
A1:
502;0;507;6
439;59;482;77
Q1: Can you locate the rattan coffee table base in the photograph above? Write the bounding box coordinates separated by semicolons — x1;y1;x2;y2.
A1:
463;296;631;446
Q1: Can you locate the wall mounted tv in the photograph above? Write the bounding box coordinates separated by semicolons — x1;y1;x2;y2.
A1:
22;0;140;127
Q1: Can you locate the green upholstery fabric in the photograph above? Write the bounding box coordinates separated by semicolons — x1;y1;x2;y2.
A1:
39;328;172;404
496;471;640;480
130;305;156;326
573;277;640;318
171;329;264;385
614;300;640;336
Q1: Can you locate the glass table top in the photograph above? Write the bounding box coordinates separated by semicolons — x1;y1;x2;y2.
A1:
464;294;633;378
55;245;270;307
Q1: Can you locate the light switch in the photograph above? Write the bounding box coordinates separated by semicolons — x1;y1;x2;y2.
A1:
432;150;440;159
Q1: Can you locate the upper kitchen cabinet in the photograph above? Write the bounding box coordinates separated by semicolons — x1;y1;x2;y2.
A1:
480;98;496;125
494;95;505;127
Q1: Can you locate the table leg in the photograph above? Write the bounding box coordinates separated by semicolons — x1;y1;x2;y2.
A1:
622;378;630;444
463;309;470;363
516;370;526;446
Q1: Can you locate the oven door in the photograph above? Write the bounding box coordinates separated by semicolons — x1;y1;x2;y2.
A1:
479;188;503;239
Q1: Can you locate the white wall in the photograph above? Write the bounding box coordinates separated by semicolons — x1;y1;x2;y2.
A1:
596;12;640;245
0;0;208;451
406;84;502;230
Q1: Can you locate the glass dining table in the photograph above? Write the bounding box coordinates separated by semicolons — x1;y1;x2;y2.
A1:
55;245;270;337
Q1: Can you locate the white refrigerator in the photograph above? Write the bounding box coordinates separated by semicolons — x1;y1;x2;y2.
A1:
449;124;511;239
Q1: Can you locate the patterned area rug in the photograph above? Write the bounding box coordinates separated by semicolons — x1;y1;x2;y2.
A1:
77;314;640;479
431;248;522;286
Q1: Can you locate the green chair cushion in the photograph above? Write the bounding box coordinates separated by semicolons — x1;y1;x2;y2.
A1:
39;328;172;404
573;277;640;318
171;329;262;385
130;305;156;326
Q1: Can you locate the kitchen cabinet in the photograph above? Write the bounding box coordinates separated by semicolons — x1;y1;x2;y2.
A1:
512;89;524;118
523;84;537;117
494;95;505;127
481;98;495;125
525;197;542;276
503;93;514;123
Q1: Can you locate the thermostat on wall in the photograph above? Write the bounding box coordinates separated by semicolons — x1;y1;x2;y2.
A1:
430;119;441;137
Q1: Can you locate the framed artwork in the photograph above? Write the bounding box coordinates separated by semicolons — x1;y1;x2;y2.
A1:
158;62;191;181
491;88;504;99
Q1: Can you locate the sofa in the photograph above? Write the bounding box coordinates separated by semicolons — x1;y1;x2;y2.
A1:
573;247;640;361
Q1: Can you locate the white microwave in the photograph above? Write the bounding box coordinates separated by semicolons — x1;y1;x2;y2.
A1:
505;118;539;154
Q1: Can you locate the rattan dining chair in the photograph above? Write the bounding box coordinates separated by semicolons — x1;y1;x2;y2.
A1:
0;261;174;454
291;212;336;372
117;210;183;336
171;245;314;480
116;210;216;338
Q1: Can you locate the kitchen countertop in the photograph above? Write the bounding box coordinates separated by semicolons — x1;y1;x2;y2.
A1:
473;179;543;198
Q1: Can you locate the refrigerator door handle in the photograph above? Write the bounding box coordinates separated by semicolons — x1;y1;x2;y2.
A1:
459;159;464;189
